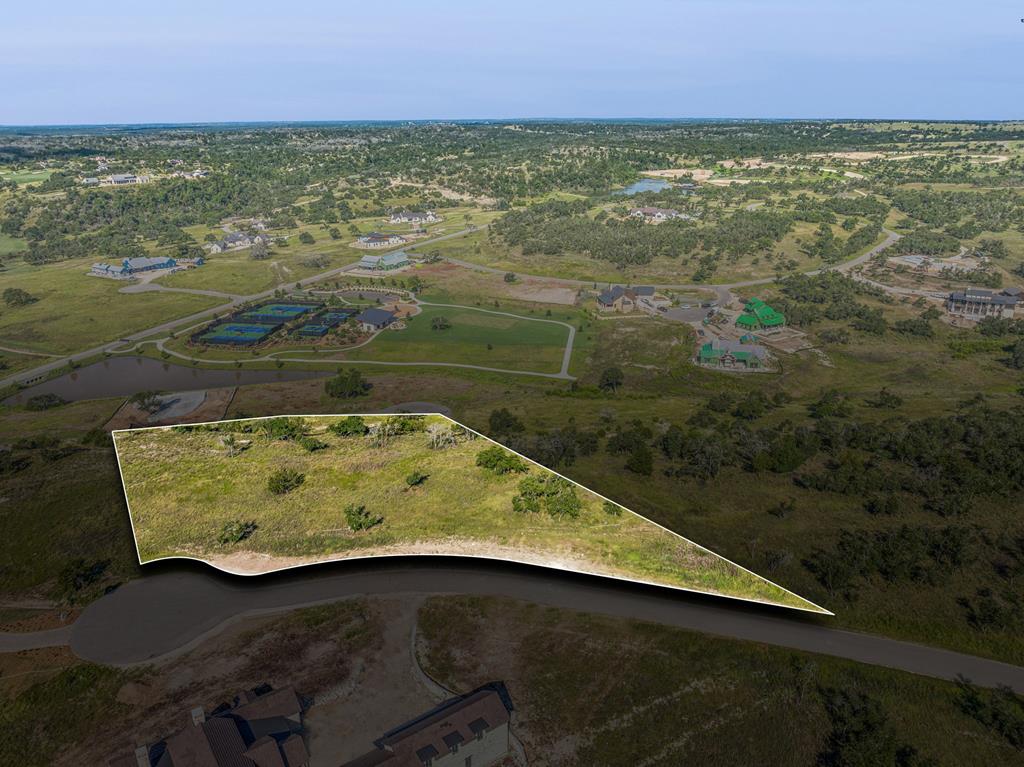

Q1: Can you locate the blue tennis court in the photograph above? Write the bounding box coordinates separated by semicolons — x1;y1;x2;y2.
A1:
241;303;317;323
201;322;279;345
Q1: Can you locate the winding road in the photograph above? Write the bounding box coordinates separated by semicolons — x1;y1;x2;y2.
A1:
4;561;1022;693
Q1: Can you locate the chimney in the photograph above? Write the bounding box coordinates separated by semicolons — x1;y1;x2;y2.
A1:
134;745;149;767
190;706;206;727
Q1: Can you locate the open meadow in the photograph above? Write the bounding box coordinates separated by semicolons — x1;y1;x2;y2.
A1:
113;414;820;610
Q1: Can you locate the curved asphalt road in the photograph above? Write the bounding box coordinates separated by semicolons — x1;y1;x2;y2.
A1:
53;560;1024;692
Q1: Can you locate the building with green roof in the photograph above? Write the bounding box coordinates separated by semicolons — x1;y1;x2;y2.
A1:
735;298;785;331
697;339;768;369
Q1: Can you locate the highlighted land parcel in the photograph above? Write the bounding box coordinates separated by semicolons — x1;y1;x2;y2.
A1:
112;414;827;613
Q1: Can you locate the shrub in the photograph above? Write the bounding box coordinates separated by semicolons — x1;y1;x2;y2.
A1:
328;416;368;436
345;503;383;531
325;368;369;398
25;393;67;411
268;467;305;495
405;470;428;487
512;475;581;518
220;520;258;544
261;417;306;441
476;445;529;474
602;500;623;516
431;316;452;331
299;436;328;452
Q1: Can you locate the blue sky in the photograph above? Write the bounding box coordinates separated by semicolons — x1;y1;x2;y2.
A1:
3;0;1021;124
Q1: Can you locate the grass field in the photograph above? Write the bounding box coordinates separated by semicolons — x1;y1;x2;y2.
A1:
343;305;571;372
0;258;225;353
113;415;820;610
0;168;53;185
0;232;27;255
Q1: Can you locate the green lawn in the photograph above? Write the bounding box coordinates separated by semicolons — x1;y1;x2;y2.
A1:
0;168;53;185
344;304;571;372
0;232;27;256
113;415;820;611
0;258;226;353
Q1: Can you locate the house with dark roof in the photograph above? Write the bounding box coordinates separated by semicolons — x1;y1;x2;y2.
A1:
90;256;178;279
107;686;309;767
946;287;1020;320
596;285;662;313
341;682;514;767
356;307;398;332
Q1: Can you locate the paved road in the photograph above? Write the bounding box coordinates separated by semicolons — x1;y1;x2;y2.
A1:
51;562;1024;691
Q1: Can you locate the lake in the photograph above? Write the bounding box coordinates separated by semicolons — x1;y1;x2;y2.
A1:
3;356;331;406
612;178;674;196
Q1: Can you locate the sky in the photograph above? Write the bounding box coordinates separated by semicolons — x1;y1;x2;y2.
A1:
3;0;1022;124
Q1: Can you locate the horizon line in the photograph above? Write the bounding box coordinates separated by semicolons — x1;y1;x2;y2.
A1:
2;115;1023;131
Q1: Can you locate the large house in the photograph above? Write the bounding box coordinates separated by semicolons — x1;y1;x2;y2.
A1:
629;206;686;222
110;173;146;185
107;686;309;767
358;232;407;249
389;210;441;224
207;232;271;253
735;298;786;331
356;307;398;332
358;252;411;271
90;256;177;279
946;287;1020;320
698;339;768;369
596;285;660;313
342;682;514;767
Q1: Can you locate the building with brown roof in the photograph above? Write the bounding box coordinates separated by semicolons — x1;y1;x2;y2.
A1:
107;686;309;767
342;682;515;767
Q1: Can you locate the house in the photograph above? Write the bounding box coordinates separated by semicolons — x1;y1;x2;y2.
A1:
358;252;411;271
107;686;310;767
207;232;270;253
390;210;441;224
946;287;1020;320
356;307;398;332
358;232;407;248
735;298;786;331
90;256;178;279
629;206;684;222
596;285;661;313
698;339;768;369
110;173;142;185
82;177;100;186
341;682;514;767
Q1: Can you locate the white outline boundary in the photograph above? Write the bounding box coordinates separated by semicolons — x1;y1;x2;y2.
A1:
111;412;833;616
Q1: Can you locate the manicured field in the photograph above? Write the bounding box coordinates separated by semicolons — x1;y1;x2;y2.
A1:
0;258;225;354
344;305;570;372
0;168;52;185
113;415;818;610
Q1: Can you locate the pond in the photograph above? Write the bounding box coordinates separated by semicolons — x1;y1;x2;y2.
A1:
612;177;674;196
3;356;331;406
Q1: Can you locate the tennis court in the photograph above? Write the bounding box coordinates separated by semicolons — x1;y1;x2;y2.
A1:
200;322;279;345
240;303;317;323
